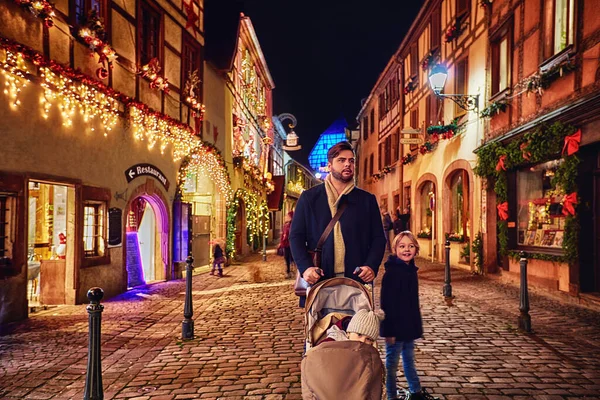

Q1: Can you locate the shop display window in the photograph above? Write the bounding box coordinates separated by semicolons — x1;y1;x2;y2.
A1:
419;182;434;238
516;160;565;249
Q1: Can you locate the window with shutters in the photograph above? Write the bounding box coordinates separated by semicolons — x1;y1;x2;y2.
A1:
362;115;369;141
410;107;419;154
491;22;512;97
392;130;399;163
454;58;468;117
83;203;105;258
543;0;576;59
369;154;374;177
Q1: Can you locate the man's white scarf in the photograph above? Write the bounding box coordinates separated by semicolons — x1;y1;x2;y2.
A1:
324;174;355;275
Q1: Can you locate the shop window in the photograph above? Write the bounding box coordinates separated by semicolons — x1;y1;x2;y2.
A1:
139;3;162;66
543;0;575;59
450;171;469;241
420;182;434;237
491;23;512;97
454;58;468;117
516;160;565;249
83;203;105;257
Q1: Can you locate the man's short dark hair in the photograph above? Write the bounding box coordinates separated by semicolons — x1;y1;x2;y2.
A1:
327;141;354;163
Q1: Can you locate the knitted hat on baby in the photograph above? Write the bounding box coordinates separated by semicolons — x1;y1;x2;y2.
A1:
346;309;384;341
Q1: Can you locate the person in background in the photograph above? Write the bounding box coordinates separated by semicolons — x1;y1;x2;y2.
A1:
210;243;226;277
396;207;411;232
279;210;294;278
382;211;394;252
380;231;438;400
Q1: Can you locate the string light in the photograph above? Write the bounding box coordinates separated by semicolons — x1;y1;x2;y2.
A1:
226;189;270;257
39;67;118;134
1;51;28;108
178;143;233;200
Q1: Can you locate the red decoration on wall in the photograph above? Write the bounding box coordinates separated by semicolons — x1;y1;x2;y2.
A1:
562;129;581;156
495;155;507;171
497;202;509;220
562;193;577;216
96;67;109;80
184;0;199;36
520;142;531;160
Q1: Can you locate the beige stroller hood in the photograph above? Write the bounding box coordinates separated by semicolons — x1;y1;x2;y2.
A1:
303;277;373;351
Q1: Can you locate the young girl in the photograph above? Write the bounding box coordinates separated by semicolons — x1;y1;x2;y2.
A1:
211;244;226;277
380;231;437;400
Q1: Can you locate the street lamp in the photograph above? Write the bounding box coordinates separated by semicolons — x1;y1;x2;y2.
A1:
428;64;479;112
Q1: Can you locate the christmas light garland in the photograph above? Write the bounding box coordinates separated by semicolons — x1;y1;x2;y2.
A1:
225;189;270;257
178;143;232;200
1;50;28;108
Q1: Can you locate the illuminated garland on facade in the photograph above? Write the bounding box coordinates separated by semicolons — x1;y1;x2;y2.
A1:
1;50;28;108
225;189;270;258
40;66;119;134
128;104;198;160
178;143;232;200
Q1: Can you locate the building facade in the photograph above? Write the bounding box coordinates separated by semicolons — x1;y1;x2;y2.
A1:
476;0;600;299
357;0;487;270
0;0;238;323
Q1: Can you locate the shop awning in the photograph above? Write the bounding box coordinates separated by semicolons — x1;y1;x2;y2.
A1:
267;175;285;211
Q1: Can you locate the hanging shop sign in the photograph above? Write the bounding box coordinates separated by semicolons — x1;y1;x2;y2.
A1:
125;164;170;190
400;126;425;144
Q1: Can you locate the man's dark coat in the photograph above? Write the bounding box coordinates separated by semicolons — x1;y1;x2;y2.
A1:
289;183;386;289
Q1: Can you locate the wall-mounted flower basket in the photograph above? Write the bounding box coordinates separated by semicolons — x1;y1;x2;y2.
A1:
403;75;418;95
372;172;383;181
427;117;464;140
382;165;394;174
522;57;577;95
445;16;465;43
13;0;55;27
419;141;436;155
480;100;508;118
421;49;439;72
401;153;416;165
140;58;169;93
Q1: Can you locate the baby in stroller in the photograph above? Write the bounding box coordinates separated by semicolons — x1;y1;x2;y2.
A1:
301;278;385;400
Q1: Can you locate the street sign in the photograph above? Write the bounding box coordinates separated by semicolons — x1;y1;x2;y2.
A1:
125;163;170;190
400;128;422;134
400;137;424;144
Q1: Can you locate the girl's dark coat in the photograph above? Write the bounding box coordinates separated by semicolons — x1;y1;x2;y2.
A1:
379;255;423;341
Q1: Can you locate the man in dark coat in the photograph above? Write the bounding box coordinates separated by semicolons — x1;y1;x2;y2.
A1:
289;141;387;306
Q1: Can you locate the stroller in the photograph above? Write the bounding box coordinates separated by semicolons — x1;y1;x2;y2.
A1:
300;277;384;400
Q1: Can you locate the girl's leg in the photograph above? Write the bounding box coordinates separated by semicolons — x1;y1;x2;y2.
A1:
400;340;422;394
210;261;215;275
284;247;292;274
385;341;402;400
218;262;223;277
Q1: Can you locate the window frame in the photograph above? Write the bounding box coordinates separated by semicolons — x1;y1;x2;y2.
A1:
491;20;513;100
71;0;108;27
454;57;468;118
543;0;576;61
81;186;110;268
138;0;164;68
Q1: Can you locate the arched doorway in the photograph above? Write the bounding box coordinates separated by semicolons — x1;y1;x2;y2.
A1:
124;182;169;288
442;164;473;269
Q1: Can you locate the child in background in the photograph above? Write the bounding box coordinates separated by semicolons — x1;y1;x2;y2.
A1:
380;231;438;400
211;244;226;277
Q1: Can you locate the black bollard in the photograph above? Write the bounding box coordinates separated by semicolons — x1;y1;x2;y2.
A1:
182;255;194;339
518;251;532;332
443;240;453;306
84;287;104;400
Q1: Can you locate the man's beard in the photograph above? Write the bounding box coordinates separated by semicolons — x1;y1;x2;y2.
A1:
331;169;354;183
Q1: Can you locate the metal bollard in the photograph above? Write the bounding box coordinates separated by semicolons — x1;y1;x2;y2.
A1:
518;251;532;332
84;287;104;400
182;255;194;339
443;240;453;306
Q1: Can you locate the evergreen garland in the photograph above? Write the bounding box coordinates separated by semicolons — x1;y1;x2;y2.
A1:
474;122;580;262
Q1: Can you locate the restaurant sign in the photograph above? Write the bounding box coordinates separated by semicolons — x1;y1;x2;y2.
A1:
125;163;170;190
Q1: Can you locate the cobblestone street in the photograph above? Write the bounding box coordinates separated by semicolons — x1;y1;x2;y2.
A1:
1;251;600;399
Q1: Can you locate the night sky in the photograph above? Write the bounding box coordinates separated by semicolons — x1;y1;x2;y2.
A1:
210;0;425;167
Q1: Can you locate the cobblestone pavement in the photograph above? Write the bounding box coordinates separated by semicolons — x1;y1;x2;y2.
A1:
0;250;599;399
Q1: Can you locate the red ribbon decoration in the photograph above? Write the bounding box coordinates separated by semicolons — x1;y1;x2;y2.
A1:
520;142;531;160
562;192;577;216
496;155;507;171
497;202;509;220
562;129;581;156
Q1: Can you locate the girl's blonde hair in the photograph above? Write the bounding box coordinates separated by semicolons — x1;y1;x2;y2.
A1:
392;230;420;255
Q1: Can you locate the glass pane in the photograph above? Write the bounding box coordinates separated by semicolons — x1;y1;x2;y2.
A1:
554;0;568;54
420;182;433;236
499;37;508;91
450;174;463;237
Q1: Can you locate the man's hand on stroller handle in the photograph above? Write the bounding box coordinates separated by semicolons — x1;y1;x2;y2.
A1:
302;267;323;285
354;266;375;283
